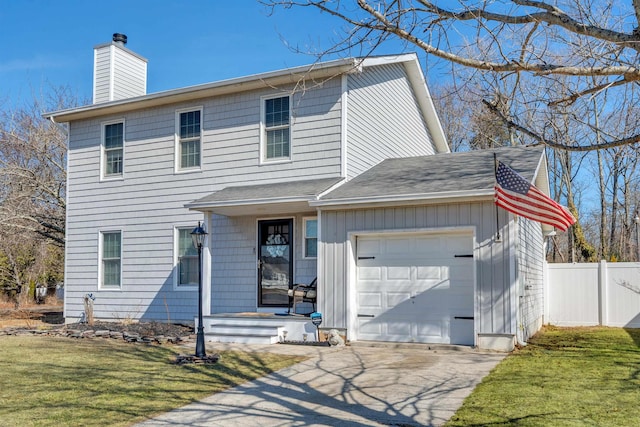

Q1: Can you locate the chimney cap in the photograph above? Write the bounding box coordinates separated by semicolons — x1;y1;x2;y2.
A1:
112;33;127;45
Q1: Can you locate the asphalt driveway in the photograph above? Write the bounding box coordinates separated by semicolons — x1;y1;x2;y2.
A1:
135;342;505;427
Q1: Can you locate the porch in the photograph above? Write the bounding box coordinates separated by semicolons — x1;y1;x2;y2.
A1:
201;313;320;345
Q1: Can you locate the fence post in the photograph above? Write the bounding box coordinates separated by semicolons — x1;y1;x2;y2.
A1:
598;260;608;326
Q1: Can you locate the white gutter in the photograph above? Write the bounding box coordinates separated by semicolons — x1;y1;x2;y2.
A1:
185;195;320;211
310;189;495;208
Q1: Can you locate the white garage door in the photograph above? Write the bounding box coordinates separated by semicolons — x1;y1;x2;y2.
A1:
356;233;475;345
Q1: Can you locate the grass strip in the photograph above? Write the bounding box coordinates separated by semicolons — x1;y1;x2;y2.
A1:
0;336;304;426
446;326;640;427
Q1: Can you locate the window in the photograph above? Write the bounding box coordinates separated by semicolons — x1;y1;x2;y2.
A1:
176;227;198;287
303;218;317;258
102;121;124;178
101;231;121;288
177;109;201;170
263;96;290;161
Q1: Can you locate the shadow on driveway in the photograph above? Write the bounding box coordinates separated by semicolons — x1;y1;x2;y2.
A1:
135;343;505;427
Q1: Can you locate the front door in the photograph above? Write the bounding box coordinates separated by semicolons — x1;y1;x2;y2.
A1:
258;219;293;307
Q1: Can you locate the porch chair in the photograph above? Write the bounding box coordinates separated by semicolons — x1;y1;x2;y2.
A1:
287;278;317;316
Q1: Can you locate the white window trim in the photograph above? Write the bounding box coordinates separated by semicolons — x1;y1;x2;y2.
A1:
100;118;125;181
98;229;123;290
174;106;203;173
173;225;198;291
303;217;318;259
260;94;292;164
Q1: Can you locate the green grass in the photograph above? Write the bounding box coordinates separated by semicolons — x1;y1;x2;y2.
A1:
0;336;305;427
446;326;640;427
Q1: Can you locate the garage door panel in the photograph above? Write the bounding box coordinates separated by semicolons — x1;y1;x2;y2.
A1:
359;266;382;280
386;320;412;337
387;292;411;308
388;266;411;280
416;318;448;343
359;292;382;309
358;319;383;336
357;233;474;346
386;238;411;254
416;266;442;280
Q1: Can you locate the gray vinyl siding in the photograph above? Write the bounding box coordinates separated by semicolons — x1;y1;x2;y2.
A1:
516;217;545;343
346;63;436;178
319;202;515;336
65;80;341;322
209;214;317;314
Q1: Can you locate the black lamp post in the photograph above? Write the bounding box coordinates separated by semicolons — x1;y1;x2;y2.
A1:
191;221;208;358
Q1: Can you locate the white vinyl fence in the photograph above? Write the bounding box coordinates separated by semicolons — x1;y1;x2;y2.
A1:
546;261;640;328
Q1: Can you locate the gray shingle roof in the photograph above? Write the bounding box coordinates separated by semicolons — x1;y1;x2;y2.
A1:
320;145;544;201
188;177;343;207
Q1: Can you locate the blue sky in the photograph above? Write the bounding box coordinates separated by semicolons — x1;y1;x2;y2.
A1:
0;0;425;108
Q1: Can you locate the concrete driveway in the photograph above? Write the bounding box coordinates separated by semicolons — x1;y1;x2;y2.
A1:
135;342;505;427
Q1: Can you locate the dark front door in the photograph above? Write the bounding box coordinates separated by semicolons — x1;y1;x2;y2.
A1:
258;219;293;307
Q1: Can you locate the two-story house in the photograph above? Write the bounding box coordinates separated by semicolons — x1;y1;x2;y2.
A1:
46;35;551;351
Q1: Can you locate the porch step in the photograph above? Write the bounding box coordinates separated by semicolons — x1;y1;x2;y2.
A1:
205;323;283;345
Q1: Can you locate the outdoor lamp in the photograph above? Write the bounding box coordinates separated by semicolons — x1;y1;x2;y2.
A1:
191;221;208;358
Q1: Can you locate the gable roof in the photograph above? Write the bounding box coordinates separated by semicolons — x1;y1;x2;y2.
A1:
312;145;546;207
43;53;448;152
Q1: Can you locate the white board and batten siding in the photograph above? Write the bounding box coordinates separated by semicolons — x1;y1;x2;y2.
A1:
318;201;517;345
65;79;344;322
346;62;436;179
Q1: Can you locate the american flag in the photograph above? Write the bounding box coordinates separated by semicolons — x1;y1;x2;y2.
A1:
494;161;576;232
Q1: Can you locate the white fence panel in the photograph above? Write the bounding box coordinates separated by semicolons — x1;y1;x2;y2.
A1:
606;264;640;327
546;263;600;326
547;261;640;328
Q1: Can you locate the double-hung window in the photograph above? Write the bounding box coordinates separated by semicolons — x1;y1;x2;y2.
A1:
102;121;124;178
177;108;202;170
303;217;318;258
176;227;198;287
101;231;122;288
263;95;291;161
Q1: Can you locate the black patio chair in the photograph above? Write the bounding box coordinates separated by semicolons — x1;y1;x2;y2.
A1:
287;278;317;316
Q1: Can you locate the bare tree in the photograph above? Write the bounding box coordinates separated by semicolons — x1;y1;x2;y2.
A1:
264;0;640;151
0;90;72;247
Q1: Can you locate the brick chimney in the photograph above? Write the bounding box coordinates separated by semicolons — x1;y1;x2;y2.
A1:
93;33;148;104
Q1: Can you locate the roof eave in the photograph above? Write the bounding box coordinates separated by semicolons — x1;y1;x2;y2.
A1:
185;195;317;211
311;189;494;208
45;58;359;122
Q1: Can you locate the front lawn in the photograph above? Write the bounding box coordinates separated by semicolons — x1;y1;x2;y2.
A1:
447;326;640;426
0;336;304;426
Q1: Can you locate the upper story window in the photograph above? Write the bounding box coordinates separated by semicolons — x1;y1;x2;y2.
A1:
176;108;202;171
102;121;124;179
262;95;291;162
100;231;122;288
303;217;318;258
175;227;198;287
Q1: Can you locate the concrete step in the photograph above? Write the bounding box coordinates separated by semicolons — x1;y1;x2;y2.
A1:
210;324;282;337
206;332;280;345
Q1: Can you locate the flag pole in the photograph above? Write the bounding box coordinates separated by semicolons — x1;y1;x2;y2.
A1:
494;153;501;241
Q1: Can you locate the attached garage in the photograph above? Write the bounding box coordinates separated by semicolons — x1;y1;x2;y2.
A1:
355;232;475;345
